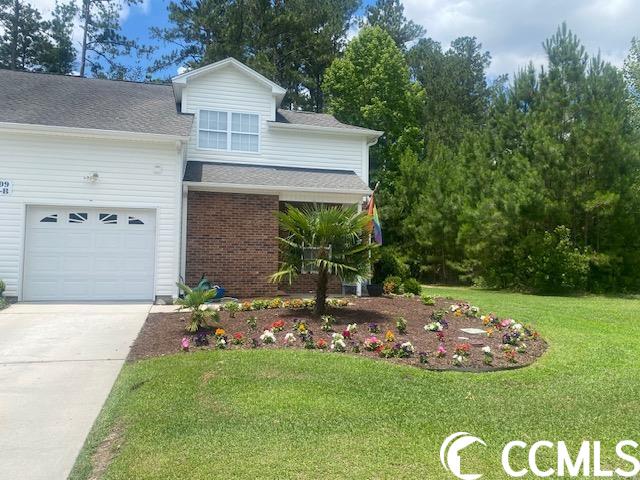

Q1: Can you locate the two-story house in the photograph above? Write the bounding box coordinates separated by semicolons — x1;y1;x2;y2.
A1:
0;58;382;302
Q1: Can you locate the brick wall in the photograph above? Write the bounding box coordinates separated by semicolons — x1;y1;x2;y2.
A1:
186;191;279;298
280;273;343;295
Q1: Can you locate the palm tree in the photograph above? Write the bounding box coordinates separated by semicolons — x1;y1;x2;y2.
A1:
270;204;376;315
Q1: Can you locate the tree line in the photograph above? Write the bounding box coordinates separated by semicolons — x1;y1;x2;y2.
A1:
2;0;639;293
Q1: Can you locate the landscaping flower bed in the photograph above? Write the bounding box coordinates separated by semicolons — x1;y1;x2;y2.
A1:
129;295;547;371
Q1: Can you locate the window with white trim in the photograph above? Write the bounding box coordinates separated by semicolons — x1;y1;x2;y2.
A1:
198;110;259;152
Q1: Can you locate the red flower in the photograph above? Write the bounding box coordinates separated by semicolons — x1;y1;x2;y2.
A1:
343;329;351;339
233;332;245;340
271;320;286;331
316;338;328;349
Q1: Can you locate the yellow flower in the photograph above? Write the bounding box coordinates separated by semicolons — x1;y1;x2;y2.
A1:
215;328;225;337
385;330;395;342
486;327;494;337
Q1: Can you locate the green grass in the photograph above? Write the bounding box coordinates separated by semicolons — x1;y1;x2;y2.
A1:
70;287;640;479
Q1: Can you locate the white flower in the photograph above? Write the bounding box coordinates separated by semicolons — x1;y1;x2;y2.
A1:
482;346;492;354
424;322;443;332
260;330;276;344
346;323;358;333
512;323;523;330
450;304;459;312
332;333;344;341
284;332;296;345
401;341;414;352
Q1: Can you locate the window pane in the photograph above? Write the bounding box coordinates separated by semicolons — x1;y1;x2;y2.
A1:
199;130;228;149
231;113;258;134
213;111;227;131
199;111;208;129
231;133;258;152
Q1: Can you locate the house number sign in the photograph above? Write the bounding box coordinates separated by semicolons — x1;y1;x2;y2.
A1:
0;180;12;195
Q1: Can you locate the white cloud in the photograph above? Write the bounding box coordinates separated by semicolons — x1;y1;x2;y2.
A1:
403;0;640;77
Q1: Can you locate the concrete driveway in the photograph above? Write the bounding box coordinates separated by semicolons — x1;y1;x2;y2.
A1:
0;303;149;480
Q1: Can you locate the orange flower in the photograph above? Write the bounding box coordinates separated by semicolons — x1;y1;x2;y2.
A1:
215;328;225;337
485;327;494;337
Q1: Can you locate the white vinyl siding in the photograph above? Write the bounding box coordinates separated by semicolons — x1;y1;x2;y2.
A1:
182;65;368;179
0;131;182;300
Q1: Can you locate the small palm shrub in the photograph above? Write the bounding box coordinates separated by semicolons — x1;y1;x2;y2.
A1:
402;278;422;295
175;282;218;333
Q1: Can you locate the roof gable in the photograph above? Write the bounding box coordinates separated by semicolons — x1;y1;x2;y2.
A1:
172;58;286;104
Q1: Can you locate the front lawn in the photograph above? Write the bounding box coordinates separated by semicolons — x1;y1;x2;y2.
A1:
71;287;640;479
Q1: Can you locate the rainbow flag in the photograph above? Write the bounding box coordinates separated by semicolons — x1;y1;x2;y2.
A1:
367;193;382;245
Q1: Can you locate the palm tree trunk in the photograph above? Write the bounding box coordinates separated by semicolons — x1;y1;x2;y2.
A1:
314;266;328;315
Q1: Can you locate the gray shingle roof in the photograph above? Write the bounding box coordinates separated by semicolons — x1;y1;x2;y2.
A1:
184;161;371;192
274;109;376;133
0;69;193;136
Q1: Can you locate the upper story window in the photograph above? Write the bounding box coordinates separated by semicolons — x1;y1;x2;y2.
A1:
198;110;259;152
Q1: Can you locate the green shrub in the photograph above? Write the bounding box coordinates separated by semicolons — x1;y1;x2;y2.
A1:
402;278;422;295
421;293;436;306
372;247;409;284
520;226;590;293
0;279;5;296
383;275;402;294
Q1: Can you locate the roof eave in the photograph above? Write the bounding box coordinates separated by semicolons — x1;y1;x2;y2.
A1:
0;122;191;143
267;121;384;140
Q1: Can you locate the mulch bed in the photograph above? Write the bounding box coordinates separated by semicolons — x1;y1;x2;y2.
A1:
129;296;547;371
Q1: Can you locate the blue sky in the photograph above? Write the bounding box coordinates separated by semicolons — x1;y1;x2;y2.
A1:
31;0;640;79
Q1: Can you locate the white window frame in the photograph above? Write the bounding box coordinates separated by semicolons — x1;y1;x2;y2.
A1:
197;109;261;154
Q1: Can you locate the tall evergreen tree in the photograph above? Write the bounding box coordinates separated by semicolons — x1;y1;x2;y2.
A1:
0;0;47;70
39;1;77;74
363;0;424;49
151;0;358;110
78;0;147;78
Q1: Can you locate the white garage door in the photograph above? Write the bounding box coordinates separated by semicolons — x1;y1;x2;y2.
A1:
23;206;156;301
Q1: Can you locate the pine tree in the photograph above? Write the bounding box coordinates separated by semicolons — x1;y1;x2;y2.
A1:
363;0;425;49
39;1;77;74
0;0;47;71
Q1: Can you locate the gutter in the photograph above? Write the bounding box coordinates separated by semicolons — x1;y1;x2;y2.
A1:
0;122;191;143
183;180;372;196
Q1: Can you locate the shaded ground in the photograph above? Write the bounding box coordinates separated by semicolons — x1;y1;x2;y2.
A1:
129;295;546;370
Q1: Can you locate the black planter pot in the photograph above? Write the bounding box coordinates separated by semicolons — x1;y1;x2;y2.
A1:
366;283;383;297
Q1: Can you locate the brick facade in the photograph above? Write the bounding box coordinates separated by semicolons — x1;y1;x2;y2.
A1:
185;192;344;299
186;191;280;298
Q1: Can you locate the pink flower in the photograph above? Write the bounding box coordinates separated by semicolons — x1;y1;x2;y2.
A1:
500;319;512;328
436;344;447;358
181;337;190;351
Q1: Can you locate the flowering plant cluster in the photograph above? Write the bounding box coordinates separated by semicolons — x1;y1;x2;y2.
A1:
316;338;328;350
330;333;347;352
260;329;276;344
368;322;380;333
482;346;493;365
449;303;480;318
379;341;414;359
246;315;257;331
232;332;245;345
346;323;358;334
221;297;350;314
424;321;444;332
283;332;296;346
384;330;395;343
454;343;471;357
363;336;384;352
320;315;335;332
271;319;286;332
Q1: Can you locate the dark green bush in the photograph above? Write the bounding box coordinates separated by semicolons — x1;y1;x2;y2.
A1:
402;278;422;295
372;247;409;284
